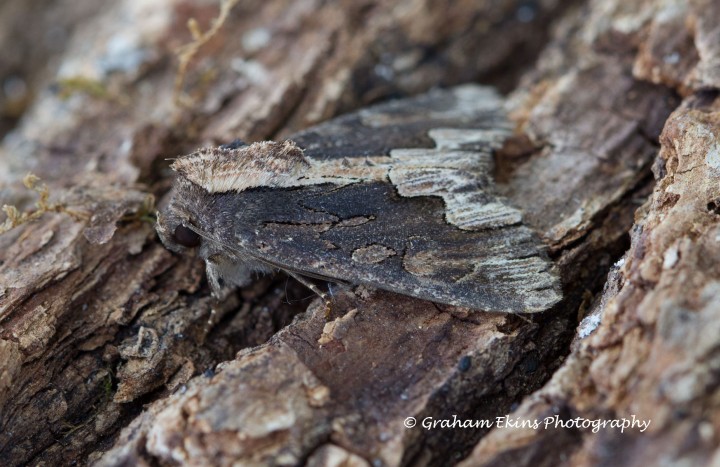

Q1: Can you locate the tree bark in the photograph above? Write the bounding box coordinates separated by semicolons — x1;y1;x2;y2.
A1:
0;0;717;466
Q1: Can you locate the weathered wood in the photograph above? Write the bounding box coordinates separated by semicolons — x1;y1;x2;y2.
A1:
460;0;720;465
0;0;716;465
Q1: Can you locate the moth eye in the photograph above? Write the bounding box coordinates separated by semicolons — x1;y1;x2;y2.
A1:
174;224;201;248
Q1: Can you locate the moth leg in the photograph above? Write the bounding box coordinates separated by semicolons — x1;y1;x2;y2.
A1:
286;271;332;319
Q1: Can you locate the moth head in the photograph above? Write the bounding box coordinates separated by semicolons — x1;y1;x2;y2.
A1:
156;173;260;297
156;210;201;254
154;175;205;251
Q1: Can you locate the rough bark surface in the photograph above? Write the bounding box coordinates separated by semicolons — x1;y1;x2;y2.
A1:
0;0;717;466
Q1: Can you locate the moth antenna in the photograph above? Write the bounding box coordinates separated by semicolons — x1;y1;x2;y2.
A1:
286;271;332;320
183;223;243;256
183;223;214;241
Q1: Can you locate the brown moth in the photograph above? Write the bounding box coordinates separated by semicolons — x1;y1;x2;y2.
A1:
157;85;561;313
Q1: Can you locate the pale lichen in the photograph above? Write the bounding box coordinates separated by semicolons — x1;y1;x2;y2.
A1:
1;174;59;233
0;174;85;234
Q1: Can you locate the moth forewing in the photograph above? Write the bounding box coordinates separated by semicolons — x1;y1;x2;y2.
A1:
157;85;561;313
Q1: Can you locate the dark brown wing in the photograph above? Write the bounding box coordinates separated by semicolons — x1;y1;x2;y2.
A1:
219;180;559;312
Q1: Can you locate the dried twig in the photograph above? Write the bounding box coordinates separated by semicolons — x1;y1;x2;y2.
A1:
173;0;240;106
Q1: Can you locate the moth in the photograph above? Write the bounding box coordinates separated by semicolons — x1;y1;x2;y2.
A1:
157;85;561;313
